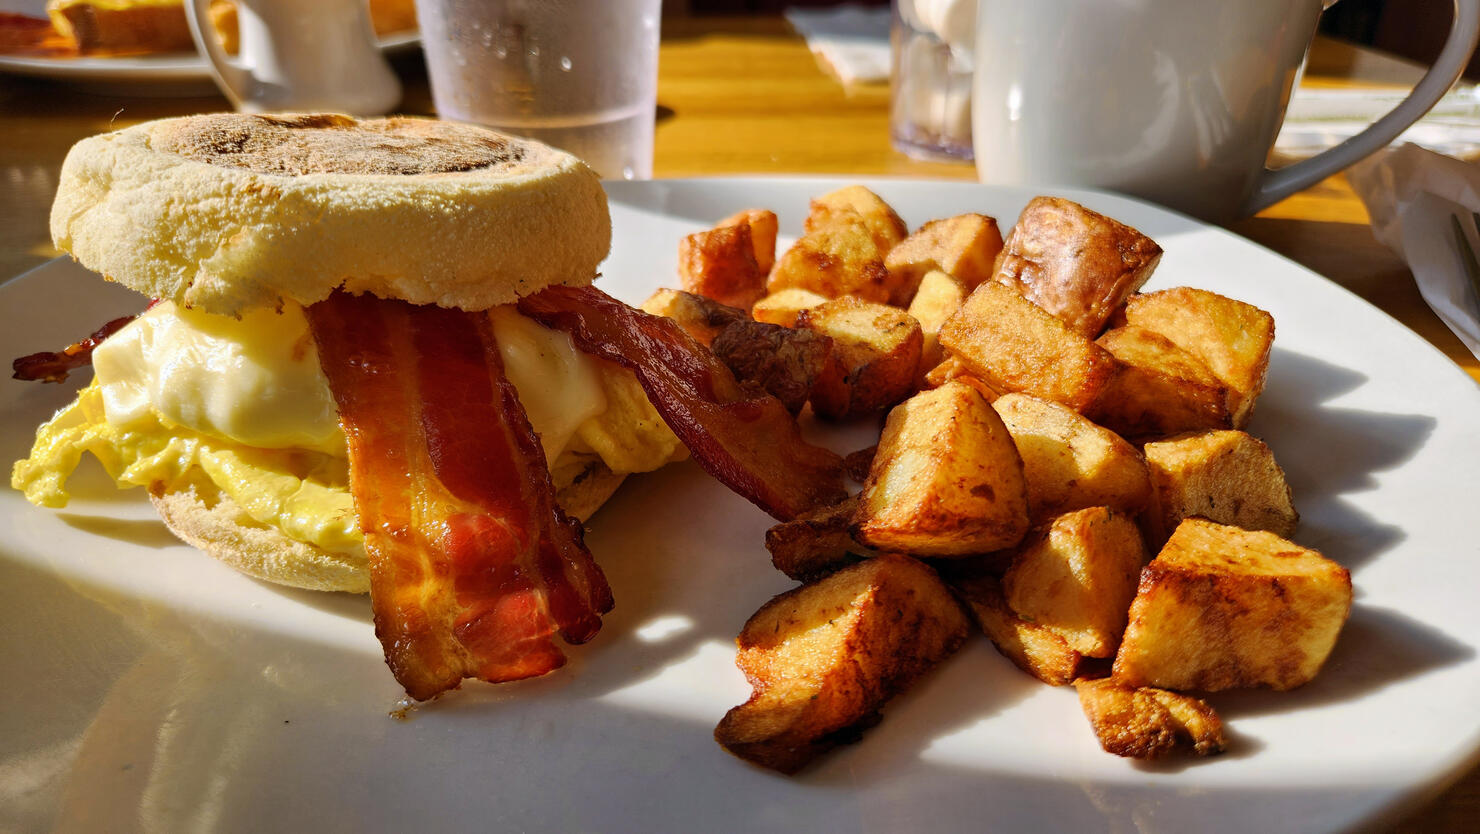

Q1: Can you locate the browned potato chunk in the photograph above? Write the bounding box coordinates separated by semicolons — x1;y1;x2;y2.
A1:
798;296;922;419
767;213;895;304
1002;508;1145;657
678;224;767;310
994;196;1162;338
939;281;1118;413
993;393;1151;524
710;319;844;415
1113;518;1352;691
717;208;780;274
1142;429;1298;546
765;496;867;582
885;213;1004;300
1075;678;1227;758
714;554;970;773
1090;325;1233;440
853;380;1029;556
751;287;830;328
906;270;968;380
805;185;909;253
952;575;1082;686
640;288;747;346
1120;288;1274;427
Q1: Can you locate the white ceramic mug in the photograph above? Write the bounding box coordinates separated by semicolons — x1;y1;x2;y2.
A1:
183;0;401;116
971;0;1480;222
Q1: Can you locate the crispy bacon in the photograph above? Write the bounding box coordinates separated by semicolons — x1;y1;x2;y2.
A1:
306;291;612;701
518;285;846;521
12;315;136;383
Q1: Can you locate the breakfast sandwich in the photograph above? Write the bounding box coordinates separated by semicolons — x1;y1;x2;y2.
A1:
12;113;845;699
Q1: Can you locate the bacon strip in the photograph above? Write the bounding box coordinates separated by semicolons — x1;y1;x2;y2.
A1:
518;285;846;521
12;315;136;383
306;291;612;700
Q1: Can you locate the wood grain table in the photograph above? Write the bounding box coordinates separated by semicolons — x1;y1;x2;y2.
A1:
1;14;1476;831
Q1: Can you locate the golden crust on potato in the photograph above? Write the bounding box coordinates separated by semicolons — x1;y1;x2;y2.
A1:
640;288;747;346
678;223;767;310
714;554;970;773
853;381;1030;556
1090;325;1233;440
1002;507;1146;658
1120;288;1274;428
951;575;1083;686
907;270;969;381
1075;678;1227;758
994;197;1162;339
805;185;909;254
767;212;895;304
992;393;1151;524
751;287;830;328
939;281;1118;413
798;296;922;419
885;213;1004;300
717;208;780;274
1113;519;1352;692
1142;429;1298;546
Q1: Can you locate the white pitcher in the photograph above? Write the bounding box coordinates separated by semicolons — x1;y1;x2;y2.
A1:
184;0;401;116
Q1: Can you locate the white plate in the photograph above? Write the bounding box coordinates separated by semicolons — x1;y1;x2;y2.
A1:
0;30;417;92
3;178;1480;833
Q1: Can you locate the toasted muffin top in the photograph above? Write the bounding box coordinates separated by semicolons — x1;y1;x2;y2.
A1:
51;113;611;315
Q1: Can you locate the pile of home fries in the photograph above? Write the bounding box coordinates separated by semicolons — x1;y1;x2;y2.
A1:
640;186;1353;774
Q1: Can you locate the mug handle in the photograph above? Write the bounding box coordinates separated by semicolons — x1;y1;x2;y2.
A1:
182;0;253;110
1243;0;1480;216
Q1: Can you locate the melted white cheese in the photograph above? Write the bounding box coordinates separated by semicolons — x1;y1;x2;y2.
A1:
91;300;608;464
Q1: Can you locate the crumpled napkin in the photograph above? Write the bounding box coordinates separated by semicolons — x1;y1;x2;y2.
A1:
1348;143;1480;359
784;5;891;84
1275;86;1480;160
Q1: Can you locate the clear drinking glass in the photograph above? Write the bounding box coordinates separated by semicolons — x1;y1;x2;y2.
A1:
415;0;661;180
890;0;974;162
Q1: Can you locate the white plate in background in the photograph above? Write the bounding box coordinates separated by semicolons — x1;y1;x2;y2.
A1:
2;178;1478;833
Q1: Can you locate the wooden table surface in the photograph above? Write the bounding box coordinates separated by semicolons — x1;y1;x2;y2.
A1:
1;14;1476;831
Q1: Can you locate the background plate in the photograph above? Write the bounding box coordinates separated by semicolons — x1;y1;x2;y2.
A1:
2;178;1479;833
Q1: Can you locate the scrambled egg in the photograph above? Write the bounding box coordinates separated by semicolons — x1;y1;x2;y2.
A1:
12;301;684;555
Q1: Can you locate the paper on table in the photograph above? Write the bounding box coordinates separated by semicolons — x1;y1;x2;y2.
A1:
1276;86;1480;160
783;5;891;84
1348;143;1480;359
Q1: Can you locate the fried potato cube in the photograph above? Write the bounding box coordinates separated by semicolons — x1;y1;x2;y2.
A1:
1142;430;1298;545
766;496;867;582
751;287;830;328
921;355;1001;401
1120;288;1274;428
717;208;780;274
1075;678;1227;758
993;393;1151;524
640;288;748;346
805;185;910;253
938;281;1117;413
994;196;1162;338
1002;508;1145;657
714;554;970;773
678;223;767;310
1113;519;1352;691
907;270;968;379
952;575;1082;685
710;319;844;415
798;296;922;419
853;380;1029;556
1090;325;1233;440
767;213;895;304
885;213;1004;301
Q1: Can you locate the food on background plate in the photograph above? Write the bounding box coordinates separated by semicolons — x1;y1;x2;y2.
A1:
11;112;844;701
1;0;415;57
650;185;1352;771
